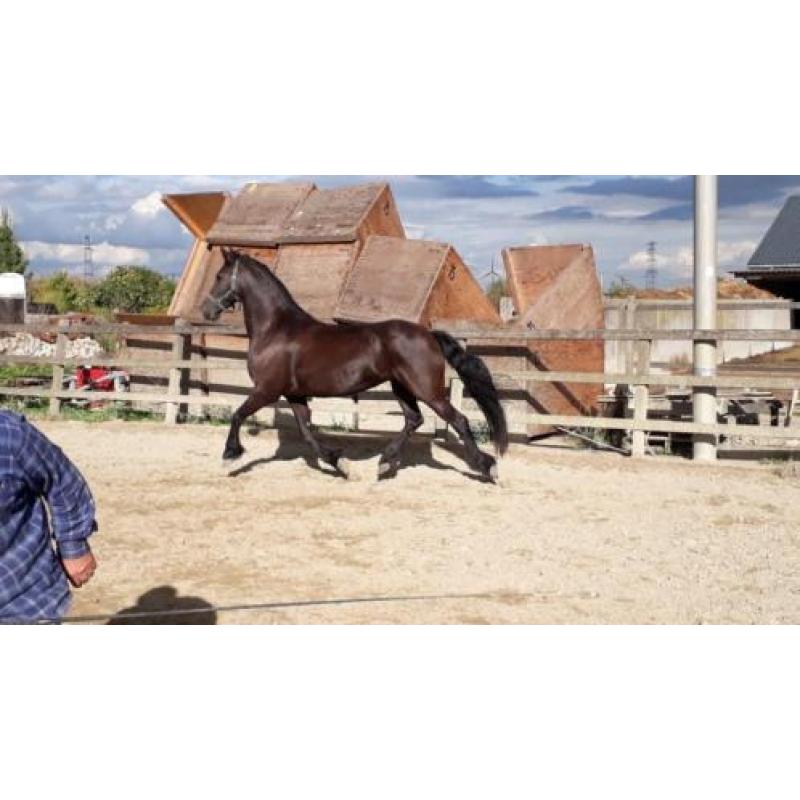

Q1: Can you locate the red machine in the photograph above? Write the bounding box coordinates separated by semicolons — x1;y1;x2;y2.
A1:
65;366;130;407
75;366;118;392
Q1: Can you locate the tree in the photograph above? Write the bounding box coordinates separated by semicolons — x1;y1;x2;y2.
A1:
605;276;636;298
93;266;176;313
485;277;508;311
0;208;28;274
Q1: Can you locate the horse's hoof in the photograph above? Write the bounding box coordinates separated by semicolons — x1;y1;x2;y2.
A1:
488;464;499;483
337;458;352;479
223;447;245;461
378;460;394;477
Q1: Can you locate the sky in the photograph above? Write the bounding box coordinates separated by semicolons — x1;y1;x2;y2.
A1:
2;175;799;289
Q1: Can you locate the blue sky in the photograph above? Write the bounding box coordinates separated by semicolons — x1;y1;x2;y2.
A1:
2;175;798;288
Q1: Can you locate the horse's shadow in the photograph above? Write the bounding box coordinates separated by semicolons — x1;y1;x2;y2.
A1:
227;411;491;483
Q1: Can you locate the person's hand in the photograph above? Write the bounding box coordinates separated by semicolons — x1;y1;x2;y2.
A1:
62;551;97;588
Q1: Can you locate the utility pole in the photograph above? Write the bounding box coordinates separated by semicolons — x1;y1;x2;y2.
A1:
645;241;657;290
692;176;718;462
83;235;94;279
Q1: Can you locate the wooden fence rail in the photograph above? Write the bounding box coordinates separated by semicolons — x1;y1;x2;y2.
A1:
4;318;800;341
2;321;799;455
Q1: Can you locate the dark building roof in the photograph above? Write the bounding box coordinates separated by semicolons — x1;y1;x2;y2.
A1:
732;195;800;299
748;195;800;267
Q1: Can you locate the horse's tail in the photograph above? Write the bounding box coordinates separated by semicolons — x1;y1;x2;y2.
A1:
432;330;509;456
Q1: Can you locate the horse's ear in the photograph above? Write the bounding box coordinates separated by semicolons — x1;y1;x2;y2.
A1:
221;248;232;264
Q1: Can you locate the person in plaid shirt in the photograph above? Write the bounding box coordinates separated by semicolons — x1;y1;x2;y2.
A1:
1;410;98;623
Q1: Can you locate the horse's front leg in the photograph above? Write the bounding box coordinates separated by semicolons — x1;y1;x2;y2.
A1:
287;396;350;478
224;390;276;460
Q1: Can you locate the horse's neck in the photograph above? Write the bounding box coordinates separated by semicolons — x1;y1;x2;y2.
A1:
239;263;311;340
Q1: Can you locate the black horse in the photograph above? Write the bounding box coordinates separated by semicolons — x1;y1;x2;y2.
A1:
201;249;507;481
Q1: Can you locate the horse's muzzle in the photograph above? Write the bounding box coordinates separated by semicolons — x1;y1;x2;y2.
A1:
200;298;222;321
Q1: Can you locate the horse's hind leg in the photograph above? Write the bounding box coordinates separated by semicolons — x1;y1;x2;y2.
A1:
427;397;497;481
378;381;424;478
287;397;350;478
224;390;275;460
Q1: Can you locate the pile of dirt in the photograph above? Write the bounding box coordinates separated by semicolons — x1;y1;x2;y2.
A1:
629;280;778;301
725;345;800;367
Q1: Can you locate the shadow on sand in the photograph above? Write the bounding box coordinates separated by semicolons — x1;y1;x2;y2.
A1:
227;410;493;483
107;586;217;625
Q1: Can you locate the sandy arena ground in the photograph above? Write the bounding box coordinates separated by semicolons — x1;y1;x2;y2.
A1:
37;420;800;624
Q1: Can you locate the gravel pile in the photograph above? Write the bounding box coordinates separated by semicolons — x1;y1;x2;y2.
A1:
0;332;105;359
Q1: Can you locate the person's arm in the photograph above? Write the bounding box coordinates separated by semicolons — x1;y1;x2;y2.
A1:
16;419;98;584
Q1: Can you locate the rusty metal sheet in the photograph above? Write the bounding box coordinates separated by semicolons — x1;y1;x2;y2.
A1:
162;192;227;239
274;243;359;322
334;236;449;323
205;182;314;246
277;183;391;244
502;244;605;431
421;248;501;327
503;244;604;330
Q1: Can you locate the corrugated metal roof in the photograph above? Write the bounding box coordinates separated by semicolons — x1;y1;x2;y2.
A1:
748;195;800;267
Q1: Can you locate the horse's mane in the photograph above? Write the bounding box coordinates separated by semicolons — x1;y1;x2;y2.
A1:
238;252;310;318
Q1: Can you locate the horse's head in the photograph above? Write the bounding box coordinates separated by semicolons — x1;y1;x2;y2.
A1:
201;248;243;321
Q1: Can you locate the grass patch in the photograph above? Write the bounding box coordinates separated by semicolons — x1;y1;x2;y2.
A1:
185;410;233;427
0;396;163;423
0;396;49;415
0;364;54;383
59;405;162;423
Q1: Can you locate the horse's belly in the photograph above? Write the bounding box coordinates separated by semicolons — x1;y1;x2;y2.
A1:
295;359;382;397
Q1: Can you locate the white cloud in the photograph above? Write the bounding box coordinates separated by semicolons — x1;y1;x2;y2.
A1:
404;223;428;239
627;249;673;270
526;232;550;246
718;240;758;265
131;191;164;218
103;213;126;231
21;240;150;267
624;239;758;281
604;208;649;219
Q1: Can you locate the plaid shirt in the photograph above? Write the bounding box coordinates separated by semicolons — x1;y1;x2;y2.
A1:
0;411;97;623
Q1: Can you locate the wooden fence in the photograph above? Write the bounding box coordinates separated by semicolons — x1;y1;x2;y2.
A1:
2;319;800;456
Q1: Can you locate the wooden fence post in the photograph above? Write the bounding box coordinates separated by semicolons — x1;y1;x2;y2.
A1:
451;376;465;414
165;325;191;425
435;375;451;440
48;322;68;418
630;338;651;457
622;299;637;377
447;338;468;439
436;339;468;441
189;332;209;421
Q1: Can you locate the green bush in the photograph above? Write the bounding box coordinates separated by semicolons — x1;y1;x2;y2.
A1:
30;272;86;313
29;266;176;315
93;266;175;313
